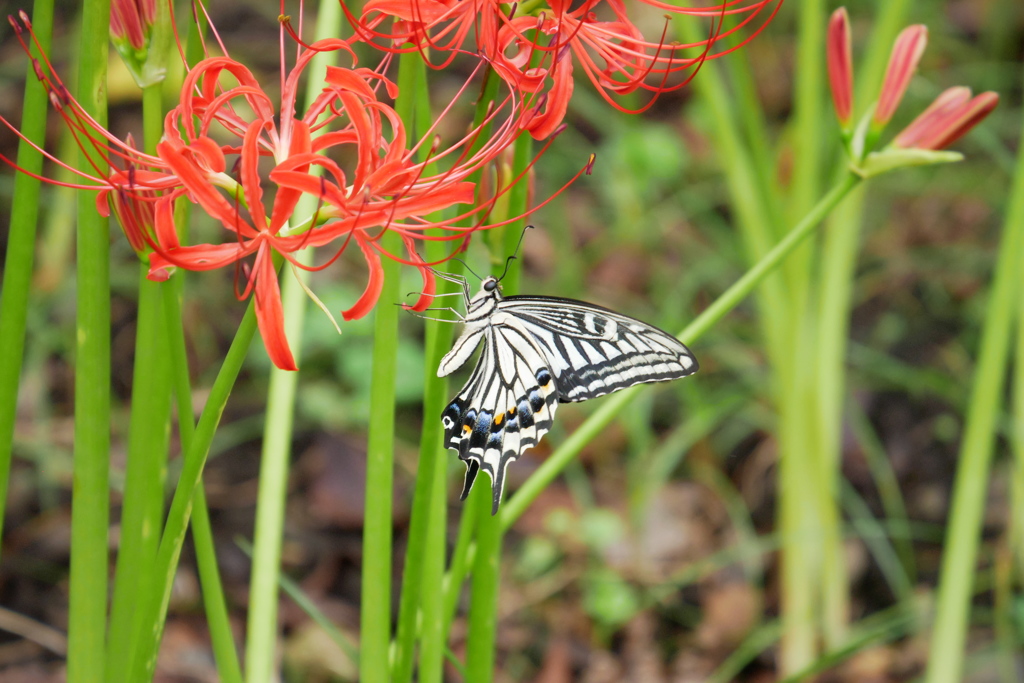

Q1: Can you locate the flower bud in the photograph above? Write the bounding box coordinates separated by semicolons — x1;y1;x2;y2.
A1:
873;25;928;127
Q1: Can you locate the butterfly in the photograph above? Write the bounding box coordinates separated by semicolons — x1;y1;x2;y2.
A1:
433;270;699;514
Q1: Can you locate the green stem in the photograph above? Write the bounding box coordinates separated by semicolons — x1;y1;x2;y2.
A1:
244;3;341;680
924;69;1024;683
162;278;243;683
442;487;478;634
464;483;502;681
463;132;532;683
129;301;260;682
392;52;434;683
161;17;243;683
360;229;403;683
107;78;173;683
191;485;243;683
106;270;172;683
68;0;112;679
245;306;306;683
0;0;54;554
808;0;913;659
499;172;863;529
1014;244;1024;581
394;250;458;683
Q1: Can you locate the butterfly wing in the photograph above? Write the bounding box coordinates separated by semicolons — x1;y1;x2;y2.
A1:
441;324;559;514
498;296;699;402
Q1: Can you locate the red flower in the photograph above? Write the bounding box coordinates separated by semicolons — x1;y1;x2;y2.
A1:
3;11;583;371
345;0;783;137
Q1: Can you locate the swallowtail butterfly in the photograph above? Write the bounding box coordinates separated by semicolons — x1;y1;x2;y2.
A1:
435;271;698;514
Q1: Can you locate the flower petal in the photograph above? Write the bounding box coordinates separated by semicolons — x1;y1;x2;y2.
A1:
827;8;853;126
900;90;999;151
252;246;298;371
269;119;312;232
874;25;928;127
342;233;384;320
402;233;435;312
241;120;269;233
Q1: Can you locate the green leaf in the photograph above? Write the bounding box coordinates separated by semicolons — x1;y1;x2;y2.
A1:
857;148;964;178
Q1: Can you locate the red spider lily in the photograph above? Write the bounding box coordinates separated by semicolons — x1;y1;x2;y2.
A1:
345;0;784;137
3;10;585;371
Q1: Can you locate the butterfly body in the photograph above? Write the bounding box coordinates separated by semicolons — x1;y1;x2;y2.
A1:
439;275;698;513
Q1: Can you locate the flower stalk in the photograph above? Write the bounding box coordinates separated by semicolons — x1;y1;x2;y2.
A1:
0;0;54;557
244;2;343;679
68;0;113;680
923;64;1024;683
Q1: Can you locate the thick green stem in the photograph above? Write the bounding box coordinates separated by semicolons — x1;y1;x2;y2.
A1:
499;172;863;529
924;70;1024;683
463;133;532;682
68;0;112;680
244;4;341;680
810;0;914;655
107;79;173;683
464;484;502;681
106;270;173;683
1015;253;1024;580
245;296;307;682
161;277;243;683
392;51;434;683
360;229;403;683
394;250;459;683
129;302;260;682
0;0;54;554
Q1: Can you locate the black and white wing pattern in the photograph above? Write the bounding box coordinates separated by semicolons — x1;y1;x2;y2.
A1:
438;277;698;514
496;296;698;402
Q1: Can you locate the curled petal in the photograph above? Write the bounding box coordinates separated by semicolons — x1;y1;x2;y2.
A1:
96;190;112;217
342;233;384;321
524;59;574;140
241;120;269;232
252;246;298;371
325;66;378;100
190;135;227;173
269;119;312;232
158;139;257;237
402;233;435;312
153;196;180;250
148;241;256;274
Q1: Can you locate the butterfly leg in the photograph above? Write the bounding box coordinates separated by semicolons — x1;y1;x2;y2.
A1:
403;307;466;323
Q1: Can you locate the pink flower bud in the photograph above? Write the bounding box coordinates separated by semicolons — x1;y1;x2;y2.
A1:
110;0;156;51
874;25;928;127
826;8;854;127
894;90;999;150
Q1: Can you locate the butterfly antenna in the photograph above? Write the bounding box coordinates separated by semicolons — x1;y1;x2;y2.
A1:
450;258;484;282
497;224;534;282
